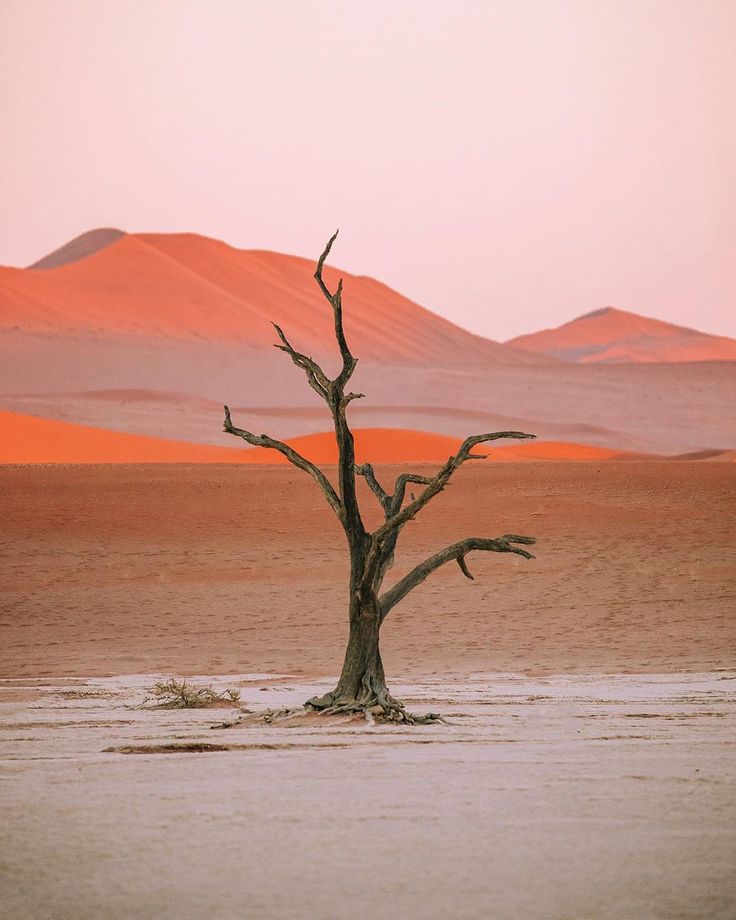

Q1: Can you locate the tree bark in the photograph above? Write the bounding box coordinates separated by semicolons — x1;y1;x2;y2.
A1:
306;586;400;714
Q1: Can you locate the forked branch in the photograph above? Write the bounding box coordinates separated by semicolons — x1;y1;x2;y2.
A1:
379;534;536;619
236;232;364;538
354;464;434;518
373;431;536;541
391;472;434;515
354;462;391;513
314;230;340;302
223;406;342;518
272;323;331;401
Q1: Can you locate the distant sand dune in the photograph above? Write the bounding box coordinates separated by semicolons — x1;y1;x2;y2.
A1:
508;306;736;363
0;410;646;464
0;410;252;464
1;231;539;366
3;231;735;459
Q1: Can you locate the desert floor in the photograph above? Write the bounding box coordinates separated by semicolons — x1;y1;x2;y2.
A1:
1;462;735;919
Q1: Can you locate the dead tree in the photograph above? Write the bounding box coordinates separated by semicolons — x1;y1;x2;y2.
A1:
224;232;536;723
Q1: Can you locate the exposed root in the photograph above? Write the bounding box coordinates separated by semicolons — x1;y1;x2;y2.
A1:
212;696;446;729
305;687;445;725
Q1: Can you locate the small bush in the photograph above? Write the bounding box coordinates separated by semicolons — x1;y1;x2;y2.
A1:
144;678;241;709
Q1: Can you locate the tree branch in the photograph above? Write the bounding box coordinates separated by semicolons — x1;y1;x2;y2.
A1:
332;277;357;386
307;233;363;539
313;230;357;386
223;406;342;518
390;473;434;514
314;230;340;302
355;466;438;520
379;535;536;619
272;323;331;401
373;431;536;542
355;463;392;513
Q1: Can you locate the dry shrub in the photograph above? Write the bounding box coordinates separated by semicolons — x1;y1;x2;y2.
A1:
145;678;241;709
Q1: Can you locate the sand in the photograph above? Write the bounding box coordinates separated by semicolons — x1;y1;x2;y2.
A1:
0;410;635;464
3;231;736;468
1;671;735;920
2;335;734;456
509;306;736;363
1;232;534;365
1;461;735;919
1;462;734;678
3;233;734;918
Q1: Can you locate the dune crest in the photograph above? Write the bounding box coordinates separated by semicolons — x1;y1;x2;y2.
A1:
28;228;126;270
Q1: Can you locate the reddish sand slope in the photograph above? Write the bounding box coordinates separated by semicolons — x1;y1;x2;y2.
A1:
1;411;633;464
508;306;736;363
0;230;538;365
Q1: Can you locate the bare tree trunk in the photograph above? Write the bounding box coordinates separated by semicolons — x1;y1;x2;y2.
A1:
308;596;384;704
339;608;385;700
307;554;402;714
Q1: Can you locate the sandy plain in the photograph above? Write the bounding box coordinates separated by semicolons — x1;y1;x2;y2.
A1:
1;462;735;919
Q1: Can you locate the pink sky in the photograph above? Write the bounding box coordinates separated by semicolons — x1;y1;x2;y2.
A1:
1;0;734;341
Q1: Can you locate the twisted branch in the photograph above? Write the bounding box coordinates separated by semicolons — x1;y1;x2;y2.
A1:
354;465;435;518
390;472;434;515
223;406;342;518
272;323;330;401
373;431;536;543
355;462;391;513
379;535;536;619
314;230;339;303
314;230;357;386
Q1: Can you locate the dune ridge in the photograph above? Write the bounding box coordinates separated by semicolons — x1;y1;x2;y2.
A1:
508;306;736;363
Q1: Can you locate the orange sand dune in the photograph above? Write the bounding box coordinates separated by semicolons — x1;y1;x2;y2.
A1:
286;430;624;464
1;411;631;465
287;428;462;463
487;440;622;461
508;306;736;363
0;230;540;366
0;410;256;464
